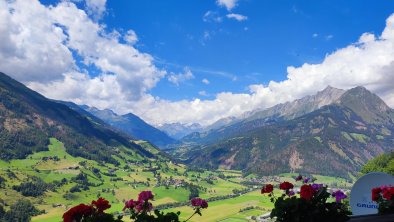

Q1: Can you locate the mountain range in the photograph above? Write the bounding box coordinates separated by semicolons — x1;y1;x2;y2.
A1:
158;122;203;140
0;72;153;164
79;106;176;147
1;71;393;179
177;86;394;178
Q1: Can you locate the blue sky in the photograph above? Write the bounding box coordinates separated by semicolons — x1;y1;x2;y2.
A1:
2;0;394;125
100;0;394;100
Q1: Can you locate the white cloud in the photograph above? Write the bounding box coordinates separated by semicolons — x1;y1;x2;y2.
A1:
2;0;394;128
203;31;211;40
49;1;165;100
202;78;210;84
226;13;247;21
135;13;394;126
0;0;74;82
358;32;375;44
326;34;334;40
203;11;222;23
124;30;138;45
216;0;239;11
0;0;164;101
200;30;212;45
85;0;106;20
199;90;208;96
168;68;194;86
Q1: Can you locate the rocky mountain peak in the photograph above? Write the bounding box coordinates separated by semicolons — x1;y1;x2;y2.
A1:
314;85;346;107
339;86;393;124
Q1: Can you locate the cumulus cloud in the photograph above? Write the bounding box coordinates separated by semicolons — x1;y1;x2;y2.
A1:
216;0;239;11
2;0;394;127
168;68;194;86
0;0;164;102
0;0;74;82
226;13;247;21
202;78;210;84
136;13;394;126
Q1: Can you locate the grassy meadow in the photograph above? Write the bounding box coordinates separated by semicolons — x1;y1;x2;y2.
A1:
0;138;350;222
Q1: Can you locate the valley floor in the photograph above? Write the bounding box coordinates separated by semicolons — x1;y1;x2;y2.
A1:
0;139;352;222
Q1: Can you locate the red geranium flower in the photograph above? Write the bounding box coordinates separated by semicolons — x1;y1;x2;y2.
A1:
261;184;274;194
300;184;316;201
63;204;93;222
382;187;394;201
279;181;294;190
92;197;111;213
372;187;382;201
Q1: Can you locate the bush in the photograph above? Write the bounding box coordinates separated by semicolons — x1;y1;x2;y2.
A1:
0;176;5;188
361;152;394;175
2;199;42;222
12;177;48;197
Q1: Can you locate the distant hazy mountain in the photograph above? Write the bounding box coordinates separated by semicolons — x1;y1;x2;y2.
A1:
245;86;346;122
204;116;237;131
0;72;153;162
181;86;394;178
182;86;347;144
81;107;176;147
201;86;346;134
158;123;203;139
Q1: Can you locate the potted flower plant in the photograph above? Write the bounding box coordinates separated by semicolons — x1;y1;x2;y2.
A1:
261;175;351;222
63;191;208;222
371;186;394;214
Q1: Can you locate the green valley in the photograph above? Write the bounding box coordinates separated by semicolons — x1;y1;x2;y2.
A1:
0;138;352;222
0;138;264;221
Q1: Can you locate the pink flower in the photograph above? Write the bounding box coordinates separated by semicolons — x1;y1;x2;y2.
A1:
191;198;203;207
138;191;154;202
201;200;208;209
191;198;208;208
123;199;139;211
135;201;153;213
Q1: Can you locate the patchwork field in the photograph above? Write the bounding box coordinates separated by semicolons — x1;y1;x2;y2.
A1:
0;139;350;222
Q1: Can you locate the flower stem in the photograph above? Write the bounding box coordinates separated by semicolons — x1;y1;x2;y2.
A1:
184;211;197;222
271;192;277;201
